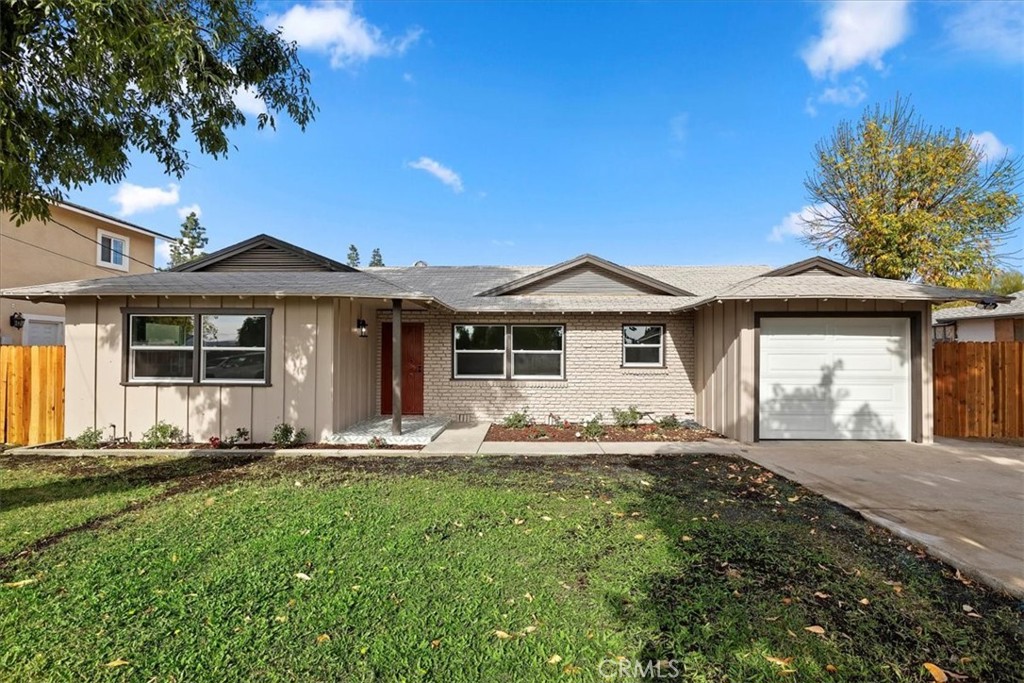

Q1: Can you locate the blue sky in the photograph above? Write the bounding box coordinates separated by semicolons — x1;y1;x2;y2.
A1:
69;1;1024;269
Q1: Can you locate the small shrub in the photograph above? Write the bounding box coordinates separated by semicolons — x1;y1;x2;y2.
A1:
611;406;644;428
502;407;533;429
294;428;308;444
581;414;605;440
226;427;250;446
367;436;387;449
271;423;307;448
73;427;105;449
141;421;185;449
657;413;681;430
208;436;223;449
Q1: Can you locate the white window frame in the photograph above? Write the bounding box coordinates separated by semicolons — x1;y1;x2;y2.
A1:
199;314;269;384
97;229;130;271
128;314;194;383
453;324;507;379
622;324;665;367
510;324;565;380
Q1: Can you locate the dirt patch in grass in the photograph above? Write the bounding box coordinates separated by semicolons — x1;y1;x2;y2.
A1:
486;422;718;442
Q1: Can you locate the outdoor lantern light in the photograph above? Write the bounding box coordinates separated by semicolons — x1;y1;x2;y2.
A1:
356;318;368;338
9;312;25;329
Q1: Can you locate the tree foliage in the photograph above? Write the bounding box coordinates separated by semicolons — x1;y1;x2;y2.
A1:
978;269;1024;296
369;247;384;267
802;96;1021;287
168;211;208;267
347;244;360;268
0;0;315;223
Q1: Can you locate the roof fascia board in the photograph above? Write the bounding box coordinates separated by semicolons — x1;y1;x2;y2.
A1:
763;256;867;278
171;234;355;272
56;202;176;241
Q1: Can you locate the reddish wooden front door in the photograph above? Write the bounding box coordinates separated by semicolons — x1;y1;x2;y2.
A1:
381;323;425;415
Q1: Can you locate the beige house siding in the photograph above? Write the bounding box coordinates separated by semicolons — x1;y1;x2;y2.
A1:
1;205;157;344
694;299;932;443
376;309;697;422
62;295;379;443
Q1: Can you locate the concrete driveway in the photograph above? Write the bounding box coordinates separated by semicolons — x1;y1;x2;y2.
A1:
741;439;1024;598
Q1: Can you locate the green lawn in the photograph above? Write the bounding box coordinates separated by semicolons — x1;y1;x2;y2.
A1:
1;454;1020;682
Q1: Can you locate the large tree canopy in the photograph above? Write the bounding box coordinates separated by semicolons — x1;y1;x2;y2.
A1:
802;96;1021;288
0;0;315;223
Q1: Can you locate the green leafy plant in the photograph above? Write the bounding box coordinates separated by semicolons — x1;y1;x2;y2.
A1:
271;424;308;448
367;436;387;449
581;415;605;440
502;408;533;429
73;427;105;449
657;414;682;430
140;421;185;449
611;405;644;428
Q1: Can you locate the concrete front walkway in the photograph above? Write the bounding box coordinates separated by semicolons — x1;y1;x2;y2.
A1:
742;439;1024;598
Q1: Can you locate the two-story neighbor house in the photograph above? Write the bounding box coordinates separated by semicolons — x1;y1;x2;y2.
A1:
1;202;172;345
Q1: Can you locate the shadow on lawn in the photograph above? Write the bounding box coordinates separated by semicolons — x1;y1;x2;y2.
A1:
0;455;263;513
613;455;1024;682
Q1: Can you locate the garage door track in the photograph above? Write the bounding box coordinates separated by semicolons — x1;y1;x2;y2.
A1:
741;439;1024;598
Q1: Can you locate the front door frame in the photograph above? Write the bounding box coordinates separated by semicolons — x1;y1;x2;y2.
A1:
381;321;425;416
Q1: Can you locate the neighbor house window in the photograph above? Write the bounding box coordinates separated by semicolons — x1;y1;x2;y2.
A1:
511;325;564;379
127;310;270;384
453;324;565;380
97;230;129;271
622;324;664;366
453;325;506;378
932;324;956;342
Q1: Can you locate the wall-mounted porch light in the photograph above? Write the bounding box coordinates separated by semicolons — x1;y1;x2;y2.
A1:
356;318;368;338
9;312;25;329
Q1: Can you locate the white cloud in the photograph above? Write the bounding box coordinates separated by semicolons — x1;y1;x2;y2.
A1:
266;2;422;69
176;203;202;220
970;131;1011;161
802;1;910;79
407;157;463;193
945;1;1023;62
232;85;266;117
768;204;834;242
402;72;414;83
111;182;179;216
155;240;172;268
491;239;515;247
669;112;688;143
805;78;867;116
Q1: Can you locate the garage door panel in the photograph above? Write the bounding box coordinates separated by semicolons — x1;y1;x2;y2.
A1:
759;317;911;441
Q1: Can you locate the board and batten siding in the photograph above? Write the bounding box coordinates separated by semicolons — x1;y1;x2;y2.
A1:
694;299;932;443
62;296;372;443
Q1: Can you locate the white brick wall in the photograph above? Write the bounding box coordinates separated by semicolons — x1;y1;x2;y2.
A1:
376;309;696;423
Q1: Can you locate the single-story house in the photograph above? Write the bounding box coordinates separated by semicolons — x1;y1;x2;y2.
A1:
1;234;1007;444
932;290;1024;342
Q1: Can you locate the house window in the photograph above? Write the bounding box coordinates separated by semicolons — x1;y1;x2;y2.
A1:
127;310;270;384
201;314;268;382
511;325;564;378
622;324;664;366
97;230;129;271
454;325;506;378
932;324;956;342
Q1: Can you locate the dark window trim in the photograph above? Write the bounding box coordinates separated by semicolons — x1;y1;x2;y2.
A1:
621;323;667;368
752;311;922;443
451;323;567;381
120;307;273;386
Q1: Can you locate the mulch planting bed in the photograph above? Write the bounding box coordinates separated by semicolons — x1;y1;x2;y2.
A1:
43;442;422;451
485;422;719;442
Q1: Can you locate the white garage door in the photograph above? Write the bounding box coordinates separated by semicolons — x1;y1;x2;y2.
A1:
759;317;910;440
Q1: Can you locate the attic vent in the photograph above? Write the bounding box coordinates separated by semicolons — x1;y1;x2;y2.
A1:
414;260;429;267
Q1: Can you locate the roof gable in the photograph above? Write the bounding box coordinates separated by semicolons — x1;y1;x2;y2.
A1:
763;256;867;278
476;254;694;297
172;234;354;272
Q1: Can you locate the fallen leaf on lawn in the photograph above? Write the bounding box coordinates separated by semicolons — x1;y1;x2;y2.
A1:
814;591;831;599
171;553;179;564
295;572;311;581
547;654;562;665
299;529;311;535
204;497;216;506
563;664;581;674
640;480;652;487
858;598;870;605
294;481;303;487
787;496;800;502
316;634;331;644
764;655;793;666
541;516;553;522
826;664;838;673
781;597;792;605
274;615;288;623
430;639;441;649
922;662;948;682
524;592;534;602
634;534;645;540
804;625;826;635
105;659;129;668
513;518;525;525
3;579;36;588
494;630;514;640
522;625;538;634
965;612;982;619
961;604;974;613
681;535;693;542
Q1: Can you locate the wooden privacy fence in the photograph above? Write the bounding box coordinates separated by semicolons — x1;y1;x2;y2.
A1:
934;341;1024;439
0;345;65;445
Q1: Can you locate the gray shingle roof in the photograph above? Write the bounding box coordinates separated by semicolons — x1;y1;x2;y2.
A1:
0;272;443;305
933;291;1024;321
